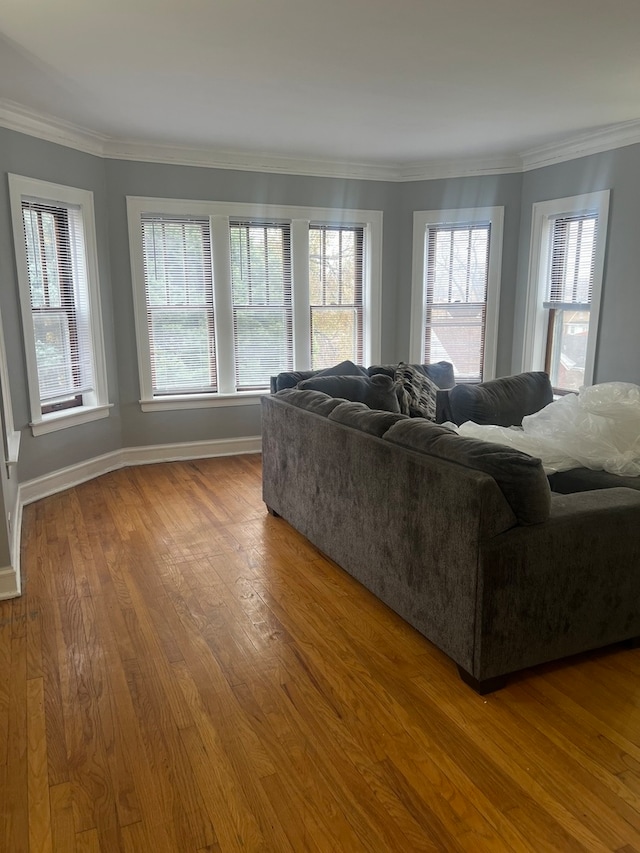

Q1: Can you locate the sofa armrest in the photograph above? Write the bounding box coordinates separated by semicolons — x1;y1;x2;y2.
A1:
475;487;640;680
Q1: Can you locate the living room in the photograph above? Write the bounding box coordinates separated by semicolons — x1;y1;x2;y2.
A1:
1;1;640;849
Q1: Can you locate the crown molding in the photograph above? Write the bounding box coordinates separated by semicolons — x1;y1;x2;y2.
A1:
521;119;640;171
103;137;399;181
1;98;639;182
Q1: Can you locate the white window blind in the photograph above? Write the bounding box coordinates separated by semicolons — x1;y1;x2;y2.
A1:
309;224;364;370
141;216;216;395
424;223;490;383
543;212;598;391
21;200;95;413
229;221;293;391
545;214;597;309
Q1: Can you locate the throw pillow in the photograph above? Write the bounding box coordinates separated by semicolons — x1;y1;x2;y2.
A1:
297;374;401;413
394;362;439;420
315;359;368;378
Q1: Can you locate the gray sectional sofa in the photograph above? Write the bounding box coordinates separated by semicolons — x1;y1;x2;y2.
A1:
261;375;640;692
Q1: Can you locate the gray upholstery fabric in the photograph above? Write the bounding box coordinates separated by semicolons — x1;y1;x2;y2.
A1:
297;374;401;413
261;394;640;687
328;401;408;437
476;488;640;679
447;371;553;427
273;388;344;416
383;419;551;525
261;395;516;674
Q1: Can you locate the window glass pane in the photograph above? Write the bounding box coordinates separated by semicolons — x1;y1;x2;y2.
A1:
230;222;292;390
141;217;216;394
149;307;214;393
309;225;363;369
548;309;590;392
21;201;91;411
549;215;597;304
32;311;74;399
424;223;489;381
311;307;360;370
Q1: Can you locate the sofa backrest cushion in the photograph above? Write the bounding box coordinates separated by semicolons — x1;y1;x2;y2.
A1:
368;360;455;390
328;401;409;436
383;419;551;525
273;388;344;416
272;359;367;392
297;374;401;413
447;371;553;427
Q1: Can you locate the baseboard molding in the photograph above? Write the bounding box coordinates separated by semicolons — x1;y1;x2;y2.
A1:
19;435;262;506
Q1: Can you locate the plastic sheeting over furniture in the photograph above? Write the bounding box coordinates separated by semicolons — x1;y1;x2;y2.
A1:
456;382;640;476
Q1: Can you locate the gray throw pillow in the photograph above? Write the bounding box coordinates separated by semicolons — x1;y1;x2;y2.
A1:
297;374;401;413
315;359;368;378
394;362;439;420
448;372;553;427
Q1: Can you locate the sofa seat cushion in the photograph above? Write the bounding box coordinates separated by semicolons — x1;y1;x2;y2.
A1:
448;371;553;427
273;388;344;416
297;374;401;413
328;401;408;437
384;419;551;525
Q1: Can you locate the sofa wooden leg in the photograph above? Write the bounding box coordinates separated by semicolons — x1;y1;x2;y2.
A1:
266;505;281;518
457;666;508;695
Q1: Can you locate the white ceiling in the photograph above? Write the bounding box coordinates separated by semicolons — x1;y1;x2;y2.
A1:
1;0;640;173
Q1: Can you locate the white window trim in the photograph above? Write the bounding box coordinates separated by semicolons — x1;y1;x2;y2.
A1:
127;197;382;411
522;190;610;386
409;206;504;381
8;175;111;436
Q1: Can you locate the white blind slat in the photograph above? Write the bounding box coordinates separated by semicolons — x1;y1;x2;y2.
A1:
230;221;293;391
424;223;490;382
141;216;216;395
22;200;95;409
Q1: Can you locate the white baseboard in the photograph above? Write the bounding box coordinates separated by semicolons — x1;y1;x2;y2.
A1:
7;436;261;599
19;435;262;506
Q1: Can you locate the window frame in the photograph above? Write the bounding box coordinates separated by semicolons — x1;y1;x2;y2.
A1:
127;197;382;411
9;175;110;436
522;191;610;390
410;206;504;382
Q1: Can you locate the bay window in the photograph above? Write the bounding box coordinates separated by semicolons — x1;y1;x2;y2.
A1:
127;198;381;410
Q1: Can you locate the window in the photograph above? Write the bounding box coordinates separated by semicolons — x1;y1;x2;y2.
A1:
230;221;293;390
9;175;110;435
523;191;609;393
127;198;382;410
309;225;364;370
411;207;503;382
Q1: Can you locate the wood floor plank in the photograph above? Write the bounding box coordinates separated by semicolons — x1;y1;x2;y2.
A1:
5;453;640;852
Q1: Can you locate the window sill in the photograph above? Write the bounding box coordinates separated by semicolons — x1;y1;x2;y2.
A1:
30;404;113;436
140;392;265;412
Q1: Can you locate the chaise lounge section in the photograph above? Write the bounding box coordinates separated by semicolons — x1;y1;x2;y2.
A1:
261;388;640;692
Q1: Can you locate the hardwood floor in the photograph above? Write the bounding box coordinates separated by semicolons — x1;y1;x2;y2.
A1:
2;454;640;852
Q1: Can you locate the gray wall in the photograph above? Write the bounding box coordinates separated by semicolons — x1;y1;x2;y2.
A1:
512;143;640;384
1;125;640;486
0;128;122;483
